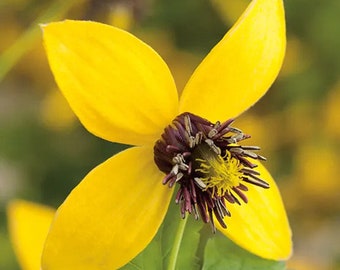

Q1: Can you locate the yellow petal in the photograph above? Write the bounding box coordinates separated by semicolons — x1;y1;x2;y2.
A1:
217;161;292;260
43;20;178;146
7;200;55;270
179;0;286;122
42;146;173;270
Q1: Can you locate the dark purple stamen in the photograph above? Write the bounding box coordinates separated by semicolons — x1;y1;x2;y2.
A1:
153;112;269;231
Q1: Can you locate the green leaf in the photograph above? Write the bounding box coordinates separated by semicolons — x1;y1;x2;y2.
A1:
120;200;203;270
120;236;163;270
202;232;286;270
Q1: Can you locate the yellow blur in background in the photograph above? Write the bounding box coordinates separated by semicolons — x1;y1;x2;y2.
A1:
1;0;340;269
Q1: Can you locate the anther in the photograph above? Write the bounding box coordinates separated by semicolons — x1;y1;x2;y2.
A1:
184;114;193;135
176;172;184;182
195;132;203;145
205;139;221;155
194;177;207;189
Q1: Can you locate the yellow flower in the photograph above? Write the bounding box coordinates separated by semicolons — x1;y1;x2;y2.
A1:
41;0;292;269
7;200;55;270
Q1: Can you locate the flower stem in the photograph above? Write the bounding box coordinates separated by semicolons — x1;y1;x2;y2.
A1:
167;215;189;270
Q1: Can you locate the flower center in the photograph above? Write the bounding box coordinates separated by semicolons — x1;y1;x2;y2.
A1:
153;112;269;231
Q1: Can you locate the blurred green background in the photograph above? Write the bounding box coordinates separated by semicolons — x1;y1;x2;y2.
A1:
1;0;340;269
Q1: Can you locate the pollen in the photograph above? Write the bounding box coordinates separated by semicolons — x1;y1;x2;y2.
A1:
153;112;269;231
195;147;244;197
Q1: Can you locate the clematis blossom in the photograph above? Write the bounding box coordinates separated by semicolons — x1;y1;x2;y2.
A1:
41;0;292;269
